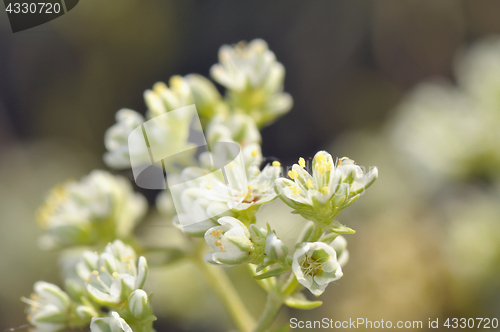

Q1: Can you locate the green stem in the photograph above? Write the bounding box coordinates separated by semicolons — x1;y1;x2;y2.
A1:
192;253;256;332
253;293;284;332
307;224;324;242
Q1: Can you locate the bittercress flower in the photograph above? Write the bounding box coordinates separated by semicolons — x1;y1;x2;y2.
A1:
275;151;378;232
204;216;254;265
76;240;148;306
292;242;343;297
37;170;147;250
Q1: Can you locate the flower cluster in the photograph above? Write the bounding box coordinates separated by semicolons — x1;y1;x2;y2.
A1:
25;39;378;332
36;170;147;250
275;151;378;233
23;241;154;332
211;39;293;127
390;37;500;181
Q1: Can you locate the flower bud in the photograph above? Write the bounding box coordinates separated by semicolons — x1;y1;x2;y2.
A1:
128;289;153;320
265;231;288;261
90;312;132;332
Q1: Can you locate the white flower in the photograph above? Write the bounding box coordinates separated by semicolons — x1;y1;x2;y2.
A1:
275;151;377;226
37;171;147;250
143;76;193;118
210;39;292;127
22;282;72;332
76;240;148;306
292;242;343;297
104;109;147;169
90;312;132;332
204;217;253;265
184;74;229;121
104;78;200;172
200;154;281;213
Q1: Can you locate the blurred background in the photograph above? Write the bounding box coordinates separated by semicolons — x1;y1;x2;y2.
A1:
1;0;500;331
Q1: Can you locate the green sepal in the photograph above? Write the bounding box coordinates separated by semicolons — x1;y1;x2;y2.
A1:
319;232;339;244
256;257;275;273
253;266;289;280
284;293;323;310
329;222;355;234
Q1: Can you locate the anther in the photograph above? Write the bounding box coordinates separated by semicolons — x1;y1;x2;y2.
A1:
322;186;330;195
299;157;306;168
92;270;99;275
205;184;212;190
272;161;281;167
288;169;298;179
251;150;258;157
113;272;119;278
306;179;314;189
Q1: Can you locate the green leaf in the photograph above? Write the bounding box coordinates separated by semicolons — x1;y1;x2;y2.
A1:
284;294;323;310
253;266;289;280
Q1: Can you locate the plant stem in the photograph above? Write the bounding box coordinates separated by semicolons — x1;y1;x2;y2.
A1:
307;224;324;242
192;253;256;332
253;292;284;332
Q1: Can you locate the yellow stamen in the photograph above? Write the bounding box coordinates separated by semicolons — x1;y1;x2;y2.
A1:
126;263;132;270
288;169;298;179
100;266;106;272
337;158;343;166
96;276;101;282
91;270;99;275
152;82;167;93
316;154;326;164
113;272;119;278
86;277;91;283
216;230;223;238
306;179;314;189
215;240;222;246
289;186;301;195
298;157;306;168
205;184;212;190
322;186;330;195
220;246;224;252
248;185;254;190
121;255;133;262
272;161;281;167
251;150;258;157
318;165;326;175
